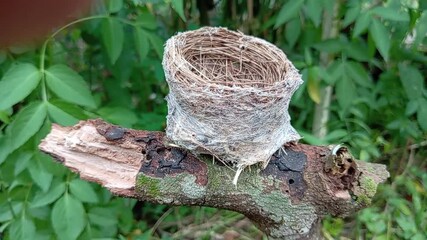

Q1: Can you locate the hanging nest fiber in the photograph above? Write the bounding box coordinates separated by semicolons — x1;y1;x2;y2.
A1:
163;27;303;184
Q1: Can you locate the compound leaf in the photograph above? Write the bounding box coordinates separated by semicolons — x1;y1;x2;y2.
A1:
45;65;96;108
0;63;41;110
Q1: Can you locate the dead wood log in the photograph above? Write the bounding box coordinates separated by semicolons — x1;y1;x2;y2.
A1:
39;119;389;240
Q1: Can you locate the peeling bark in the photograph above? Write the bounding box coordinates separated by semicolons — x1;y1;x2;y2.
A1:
39;119;389;240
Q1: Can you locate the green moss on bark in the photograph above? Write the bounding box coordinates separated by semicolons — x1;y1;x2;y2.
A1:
136;174;161;198
360;176;376;197
354;176;378;205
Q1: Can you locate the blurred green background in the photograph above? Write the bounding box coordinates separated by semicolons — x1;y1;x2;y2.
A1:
0;0;426;239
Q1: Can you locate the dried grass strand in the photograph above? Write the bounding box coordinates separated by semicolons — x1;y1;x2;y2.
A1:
163;27;303;184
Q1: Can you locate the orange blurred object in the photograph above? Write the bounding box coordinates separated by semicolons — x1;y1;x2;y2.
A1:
0;0;92;48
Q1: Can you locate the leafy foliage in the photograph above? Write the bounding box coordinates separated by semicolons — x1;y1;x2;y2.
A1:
0;0;426;239
51;193;86;239
0;63;41;110
45;65;96;108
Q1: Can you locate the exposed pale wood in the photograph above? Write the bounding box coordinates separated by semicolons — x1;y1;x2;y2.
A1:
39;123;142;197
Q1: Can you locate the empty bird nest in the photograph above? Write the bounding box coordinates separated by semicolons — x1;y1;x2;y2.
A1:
162;27;302;184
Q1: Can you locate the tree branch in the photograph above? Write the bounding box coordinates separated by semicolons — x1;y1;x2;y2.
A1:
39;119;389;240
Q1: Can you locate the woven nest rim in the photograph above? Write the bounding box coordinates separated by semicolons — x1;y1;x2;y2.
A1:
164;27;296;90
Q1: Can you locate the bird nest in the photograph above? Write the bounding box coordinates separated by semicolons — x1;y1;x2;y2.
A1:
163;27;302;184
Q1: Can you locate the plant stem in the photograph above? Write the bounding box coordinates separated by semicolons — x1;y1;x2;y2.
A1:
38;15;108;102
39;14;109;70
39;42;48;102
312;1;340;138
22;183;33;217
150;207;174;236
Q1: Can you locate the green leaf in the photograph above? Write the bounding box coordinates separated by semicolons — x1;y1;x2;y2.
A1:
386;119;401;130
7;101;47;151
353;12;371;38
274;0;305;28
47;102;79;126
371;6;409;22
28;155;53;192
50;42;67;64
369;18;390;60
45;64;96;108
304;48;313;66
417;98;427;131
306;0;323;27
35;151;67;177
344;40;370;61
398;64;424;100
97;106;138;127
367;218;387;234
0;110;11;123
130;0;141;5
0;135;12;165
51;193;86;240
50;99;88;120
413;233;427;240
136;112;166;131
413;11;427;47
147;33;164;58
107;0;123;13
345;61;373;88
0;202;23;222
405;100;419;116
9;215;36;240
389;198;411;215
313;38;343;53
102;17;124;64
260;16;277;31
88;207;118;226
307;67;321;104
325;129;348;142
136;10;157;30
327;61;345;84
336;74;356;109
134;27;150;61
0;221;11;233
0;63;41;110
305;0;322;27
118;206;133;233
316;66;332;84
69;179;99;203
77;224;92;240
285;18;301;48
299;131;326;145
12;151;33;175
343;1;360;27
30;182;66;208
170;0;186;21
32;119;52;148
396;216;417;234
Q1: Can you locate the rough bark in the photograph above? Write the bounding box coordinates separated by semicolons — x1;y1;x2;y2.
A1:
39;119;389;240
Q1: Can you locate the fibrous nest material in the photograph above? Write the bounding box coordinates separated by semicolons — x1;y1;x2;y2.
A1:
163;27;303;184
